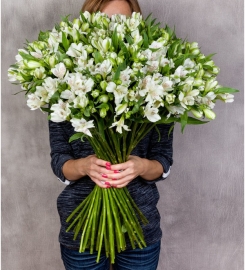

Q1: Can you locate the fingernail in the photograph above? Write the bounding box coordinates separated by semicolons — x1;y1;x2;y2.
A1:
106;166;111;170
105;182;110;185
102;174;108;178
114;170;119;173
106;162;111;166
112;178;117;180
106;185;111;188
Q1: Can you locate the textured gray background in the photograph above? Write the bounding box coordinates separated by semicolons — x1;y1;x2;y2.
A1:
1;0;244;269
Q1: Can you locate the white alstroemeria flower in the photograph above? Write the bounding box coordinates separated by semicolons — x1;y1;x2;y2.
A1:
162;76;174;92
110;116;130;134
33;67;46;79
179;89;199;109
167;105;185;116
183;58;195;69
205;78;218;91
106;82;128;106
30;49;43;59
8;68;18;82
27;93;45;110
71;118;95;137
42;77;58;98
80;11;91;22
160;57;175;68
172;66;188;83
109;22;126;39
67;43;85;57
131;29;142;44
97;37;112;53
76;58;95;73
74;78;94;96
48;32;61;53
217;93;234;103
111;13;127;23
50;100;71;122
144;80;164;104
73;95;89;108
146;61;160;73
67;73;94;93
120;67;132;85
15;49;28;62
60;90;76;102
149;41;163;50
94;59;112;78
35;86;50;103
51;63;67;79
196;92;216;109
144;105;161;122
166;94;176;104
126;16;141;31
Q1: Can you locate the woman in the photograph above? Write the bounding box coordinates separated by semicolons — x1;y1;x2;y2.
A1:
49;1;174;269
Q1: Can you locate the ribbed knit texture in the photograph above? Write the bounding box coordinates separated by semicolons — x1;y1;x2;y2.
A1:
49;120;173;250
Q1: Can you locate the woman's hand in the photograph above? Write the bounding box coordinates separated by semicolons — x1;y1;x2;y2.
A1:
103;156;164;188
62;155;115;188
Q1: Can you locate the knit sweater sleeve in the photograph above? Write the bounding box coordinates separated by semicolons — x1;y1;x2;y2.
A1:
145;123;174;183
48;120;75;185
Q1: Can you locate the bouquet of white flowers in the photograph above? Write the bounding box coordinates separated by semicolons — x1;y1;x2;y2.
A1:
8;11;238;263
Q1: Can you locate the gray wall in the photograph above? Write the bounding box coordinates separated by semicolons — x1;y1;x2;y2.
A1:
2;0;243;269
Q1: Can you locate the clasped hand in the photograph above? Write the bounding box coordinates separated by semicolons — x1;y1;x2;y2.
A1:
83;155;145;188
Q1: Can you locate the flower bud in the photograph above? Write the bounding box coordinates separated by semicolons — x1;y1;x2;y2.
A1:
95;74;102;81
85;45;93;54
166;93;176;104
191;109;203;118
115;79;122;85
116;103;128;115
63;58;73;69
100;81;108;91
81;22;89;32
48;55;57;68
98;95;109;103
23;60;42;69
193;78;203;87
116;57;124;65
91;90;100;98
73;18;81;28
34;66;46;79
203;108;216;120
205;79;218;91
100;108;107;118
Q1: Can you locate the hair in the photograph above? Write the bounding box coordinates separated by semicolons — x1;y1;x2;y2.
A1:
81;0;142;14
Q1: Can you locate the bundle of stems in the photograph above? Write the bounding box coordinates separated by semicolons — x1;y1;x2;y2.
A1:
66;121;154;263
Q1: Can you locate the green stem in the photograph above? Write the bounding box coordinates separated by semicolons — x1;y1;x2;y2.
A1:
79;186;98;252
96;188;107;263
104;189;115;263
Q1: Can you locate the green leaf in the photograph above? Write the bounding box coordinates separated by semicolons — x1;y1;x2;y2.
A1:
49;91;60;104
125;34;133;45
69;132;84;143
94;51;103;64
38;30;50;41
215;87;239;94
20;72;33;82
142;31;149;48
112;27;119;50
62;32;70;51
180;111;188;133
18;51;36;61
187;117;209;125
40;107;52;113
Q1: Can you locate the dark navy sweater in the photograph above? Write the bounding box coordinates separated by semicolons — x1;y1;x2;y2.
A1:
49;120;173;250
